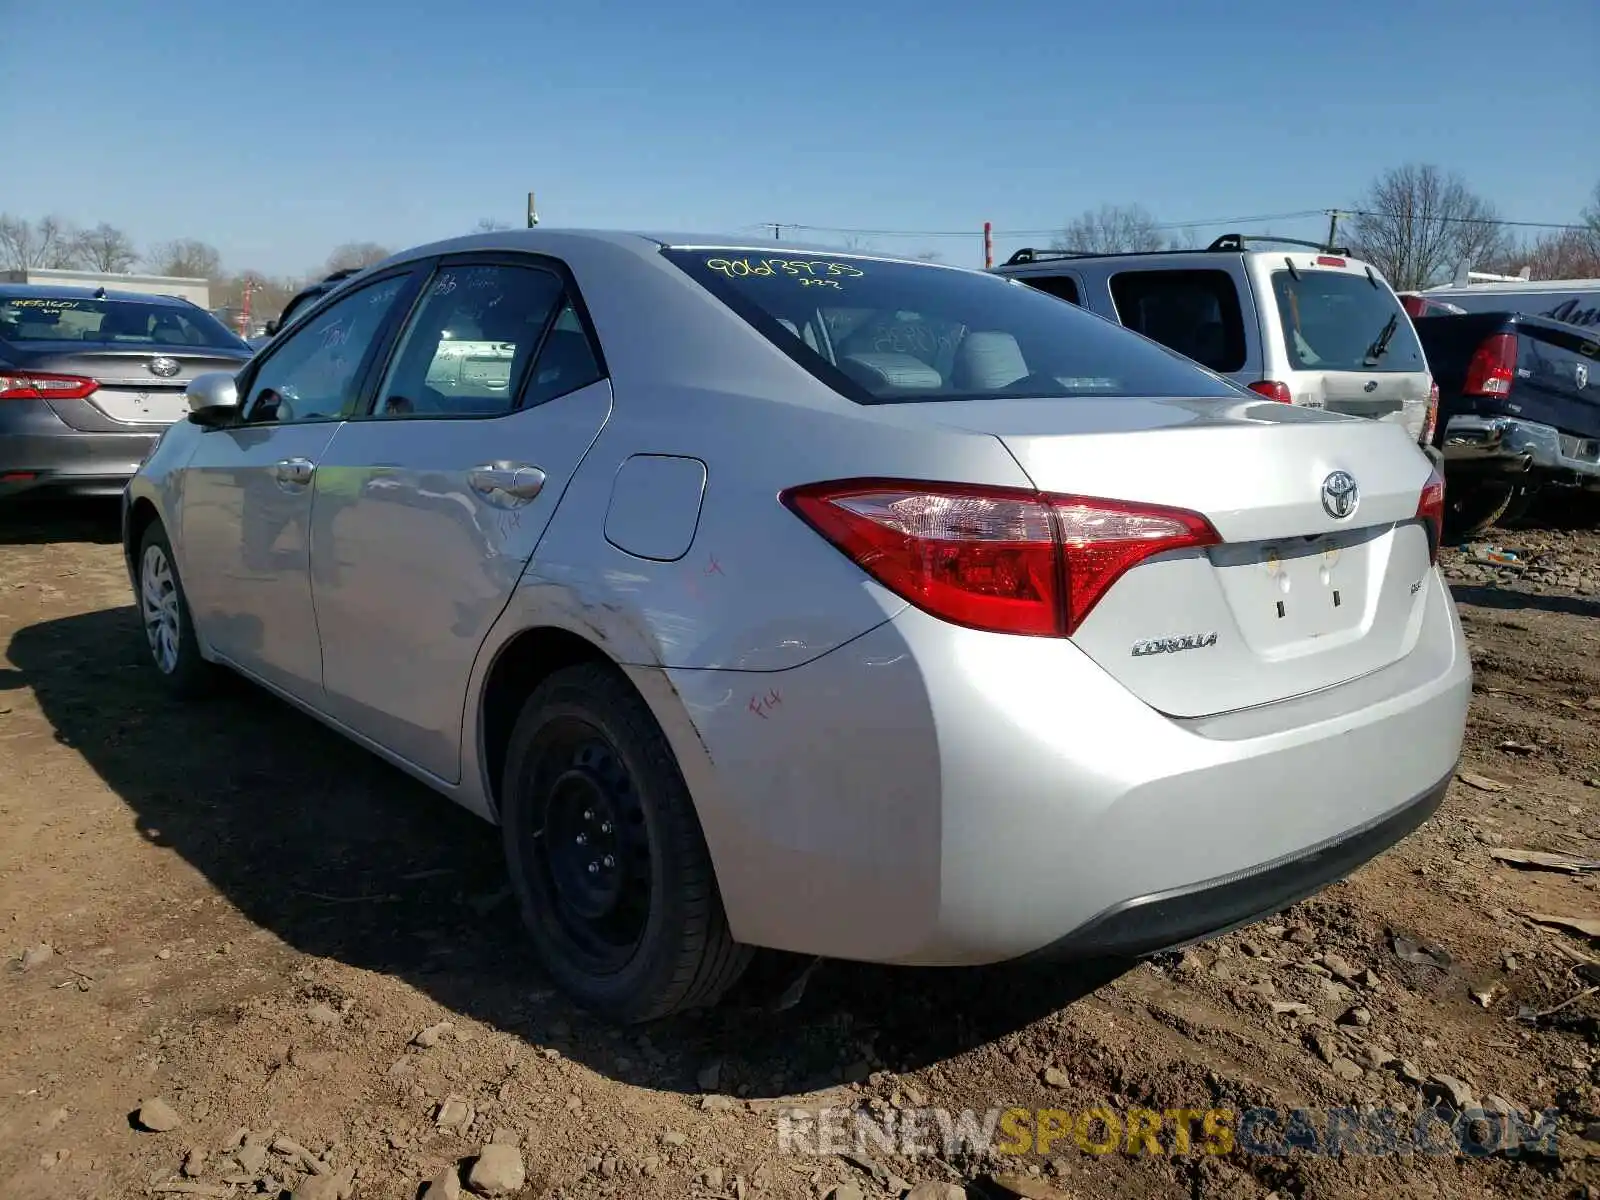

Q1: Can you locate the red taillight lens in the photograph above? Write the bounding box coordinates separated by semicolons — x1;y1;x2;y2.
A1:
1247;380;1293;403
1422;379;1440;444
1417;465;1446;564
781;480;1220;637
1462;333;1517;397
0;370;100;400
1316;255;1347;268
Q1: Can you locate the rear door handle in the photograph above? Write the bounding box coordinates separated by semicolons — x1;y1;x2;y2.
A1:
468;462;546;500
274;457;315;486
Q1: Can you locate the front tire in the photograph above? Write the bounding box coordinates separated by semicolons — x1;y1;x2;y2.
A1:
137;522;214;698
500;664;752;1023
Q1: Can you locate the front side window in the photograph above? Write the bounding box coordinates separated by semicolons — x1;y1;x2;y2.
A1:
0;295;248;351
243;275;411;423
1108;269;1247;373
372;264;566;418
1271;270;1426;373
662;250;1241;404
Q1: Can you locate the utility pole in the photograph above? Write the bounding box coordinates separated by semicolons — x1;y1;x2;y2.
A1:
771;223;782;241
526;192;539;229
1324;209;1350;251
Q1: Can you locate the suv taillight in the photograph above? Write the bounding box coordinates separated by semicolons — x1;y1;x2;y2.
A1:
1463;333;1517;397
0;370;99;400
1422;379;1440;444
781;480;1221;637
1417;465;1446;564
1247;380;1293;403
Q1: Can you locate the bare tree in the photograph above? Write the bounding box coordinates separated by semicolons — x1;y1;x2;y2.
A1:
473;218;512;233
0;214;82;271
146;238;222;280
1346;164;1513;290
324;242;391;274
1052;204;1168;253
73;223;138;273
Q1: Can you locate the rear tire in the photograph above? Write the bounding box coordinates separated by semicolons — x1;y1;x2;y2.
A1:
1441;481;1514;544
499;663;752;1023
136;522;214;698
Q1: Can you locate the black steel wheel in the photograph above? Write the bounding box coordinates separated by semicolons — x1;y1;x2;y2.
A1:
500;663;751;1023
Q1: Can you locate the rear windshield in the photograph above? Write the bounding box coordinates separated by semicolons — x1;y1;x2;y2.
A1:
0;296;247;350
1270;270;1425;374
662;249;1244;403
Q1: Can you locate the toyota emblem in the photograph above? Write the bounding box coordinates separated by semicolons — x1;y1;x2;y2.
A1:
148;356;180;378
1321;471;1359;520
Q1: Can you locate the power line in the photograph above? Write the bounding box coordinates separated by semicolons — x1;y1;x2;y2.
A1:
1343;209;1592;232
751;209;1592;240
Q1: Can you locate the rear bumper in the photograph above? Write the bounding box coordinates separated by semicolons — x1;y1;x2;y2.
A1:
658;569;1470;966
0;400;157;498
1020;772;1448;960
1442;415;1600;487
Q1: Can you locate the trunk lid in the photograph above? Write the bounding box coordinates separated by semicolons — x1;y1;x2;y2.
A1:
907;394;1439;717
8;344;249;429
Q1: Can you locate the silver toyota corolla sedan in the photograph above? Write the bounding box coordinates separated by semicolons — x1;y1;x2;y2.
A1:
122;230;1470;1023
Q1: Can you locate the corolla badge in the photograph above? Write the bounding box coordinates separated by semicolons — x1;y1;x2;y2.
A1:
1321;470;1359;520
1131;632;1218;657
148;356;180;378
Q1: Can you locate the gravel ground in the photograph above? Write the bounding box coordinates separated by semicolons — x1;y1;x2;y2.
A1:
1;499;1597;1200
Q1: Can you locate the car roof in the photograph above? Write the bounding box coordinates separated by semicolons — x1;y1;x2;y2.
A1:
0;283;197;306
358;228;970;273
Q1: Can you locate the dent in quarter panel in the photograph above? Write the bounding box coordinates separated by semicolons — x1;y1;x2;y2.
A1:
603;454;707;561
656;628;944;960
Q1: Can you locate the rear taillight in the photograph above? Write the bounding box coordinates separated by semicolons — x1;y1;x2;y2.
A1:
1462;333;1517;397
780;480;1220;637
1417;465;1446;564
0;370;99;400
1315;256;1347;268
1247;380;1293;403
1422;379;1440;444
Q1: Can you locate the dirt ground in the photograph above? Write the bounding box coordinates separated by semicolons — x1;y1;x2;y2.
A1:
1;499;1597;1200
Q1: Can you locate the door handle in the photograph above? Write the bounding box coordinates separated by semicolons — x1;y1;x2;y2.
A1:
274;457;315;486
468;462;546;500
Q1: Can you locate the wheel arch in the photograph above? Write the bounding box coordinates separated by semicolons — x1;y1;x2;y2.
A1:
124;493;164;582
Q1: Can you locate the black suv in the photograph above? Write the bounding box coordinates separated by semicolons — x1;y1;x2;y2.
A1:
261;266;365;339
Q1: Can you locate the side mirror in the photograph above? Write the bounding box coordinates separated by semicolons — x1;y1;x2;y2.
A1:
186;372;240;426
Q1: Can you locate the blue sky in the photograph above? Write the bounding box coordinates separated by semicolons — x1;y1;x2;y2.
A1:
4;0;1596;278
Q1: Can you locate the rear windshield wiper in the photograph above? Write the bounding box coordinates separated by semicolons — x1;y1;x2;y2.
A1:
1364;313;1400;365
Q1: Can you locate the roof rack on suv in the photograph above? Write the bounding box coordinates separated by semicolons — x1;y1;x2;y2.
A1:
1004;233;1353;267
1003;248;1094;266
1205;232;1351;256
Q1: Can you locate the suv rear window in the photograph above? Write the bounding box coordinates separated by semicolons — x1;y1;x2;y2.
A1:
1270;270;1425;373
0;296;247;350
661;249;1240;404
1108;269;1247;374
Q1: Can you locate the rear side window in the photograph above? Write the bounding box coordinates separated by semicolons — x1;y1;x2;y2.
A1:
1270;270;1426;374
0;295;247;351
1022;275;1081;305
1108;269;1247;373
661;249;1241;404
